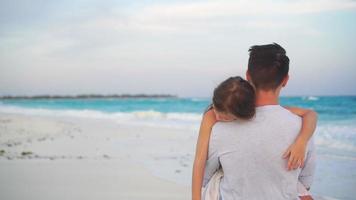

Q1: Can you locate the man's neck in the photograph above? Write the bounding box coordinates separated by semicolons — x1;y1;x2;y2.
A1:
255;89;280;107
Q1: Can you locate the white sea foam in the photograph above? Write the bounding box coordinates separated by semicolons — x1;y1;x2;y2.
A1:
0;104;202;129
1;104;356;153
303;96;319;101
315;124;356;152
190;98;207;102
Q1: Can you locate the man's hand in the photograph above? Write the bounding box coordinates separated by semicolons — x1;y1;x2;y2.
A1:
283;139;307;170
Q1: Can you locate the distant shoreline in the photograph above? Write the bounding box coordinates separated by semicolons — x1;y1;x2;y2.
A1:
0;94;178;99
1;95;355;100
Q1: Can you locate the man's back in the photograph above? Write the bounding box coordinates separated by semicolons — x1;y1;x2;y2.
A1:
203;105;302;200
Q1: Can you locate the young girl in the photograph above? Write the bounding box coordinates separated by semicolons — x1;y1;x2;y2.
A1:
192;76;317;200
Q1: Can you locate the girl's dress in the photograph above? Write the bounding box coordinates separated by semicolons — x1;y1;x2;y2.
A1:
201;168;224;200
201;168;311;200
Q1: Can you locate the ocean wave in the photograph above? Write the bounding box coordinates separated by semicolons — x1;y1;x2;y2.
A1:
302;96;319;101
0;104;202;129
190;98;208;102
1;104;356;152
315;124;356;152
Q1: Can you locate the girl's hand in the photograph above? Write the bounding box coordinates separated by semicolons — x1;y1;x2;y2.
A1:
202;109;218;128
299;195;313;200
282;139;307;170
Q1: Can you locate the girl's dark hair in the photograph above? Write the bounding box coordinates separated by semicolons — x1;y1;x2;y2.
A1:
212;76;256;120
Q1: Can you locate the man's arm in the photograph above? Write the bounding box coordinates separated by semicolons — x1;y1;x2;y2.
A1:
298;136;317;190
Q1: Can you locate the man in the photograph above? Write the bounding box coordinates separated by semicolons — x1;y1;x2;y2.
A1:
202;43;316;200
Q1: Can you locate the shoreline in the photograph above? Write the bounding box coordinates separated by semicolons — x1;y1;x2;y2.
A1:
0;94;178;100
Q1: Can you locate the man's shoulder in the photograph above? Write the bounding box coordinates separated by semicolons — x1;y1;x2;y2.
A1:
211;107;302;139
210;121;238;141
278;107;303;124
258;105;302;122
211;120;245;133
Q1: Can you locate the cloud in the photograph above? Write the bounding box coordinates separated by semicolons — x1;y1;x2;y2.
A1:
136;0;356;20
0;0;355;96
90;0;356;33
3;0;354;61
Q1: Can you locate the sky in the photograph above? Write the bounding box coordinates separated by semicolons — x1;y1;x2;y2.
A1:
0;0;356;98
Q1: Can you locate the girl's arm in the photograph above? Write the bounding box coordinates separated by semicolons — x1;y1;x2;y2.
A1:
192;109;217;200
283;107;318;170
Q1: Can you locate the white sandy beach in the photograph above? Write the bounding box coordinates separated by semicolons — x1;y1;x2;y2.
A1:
0;112;348;200
0;113;192;200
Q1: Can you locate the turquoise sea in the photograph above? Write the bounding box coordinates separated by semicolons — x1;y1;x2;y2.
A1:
1;96;355;199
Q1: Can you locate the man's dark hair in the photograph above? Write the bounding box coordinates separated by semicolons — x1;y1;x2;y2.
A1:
247;43;289;90
212;76;256;120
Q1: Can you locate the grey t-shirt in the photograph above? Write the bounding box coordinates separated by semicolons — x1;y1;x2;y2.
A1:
203;105;315;200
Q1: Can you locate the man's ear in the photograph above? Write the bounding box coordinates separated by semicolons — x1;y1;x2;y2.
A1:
281;74;289;87
246;70;251;82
